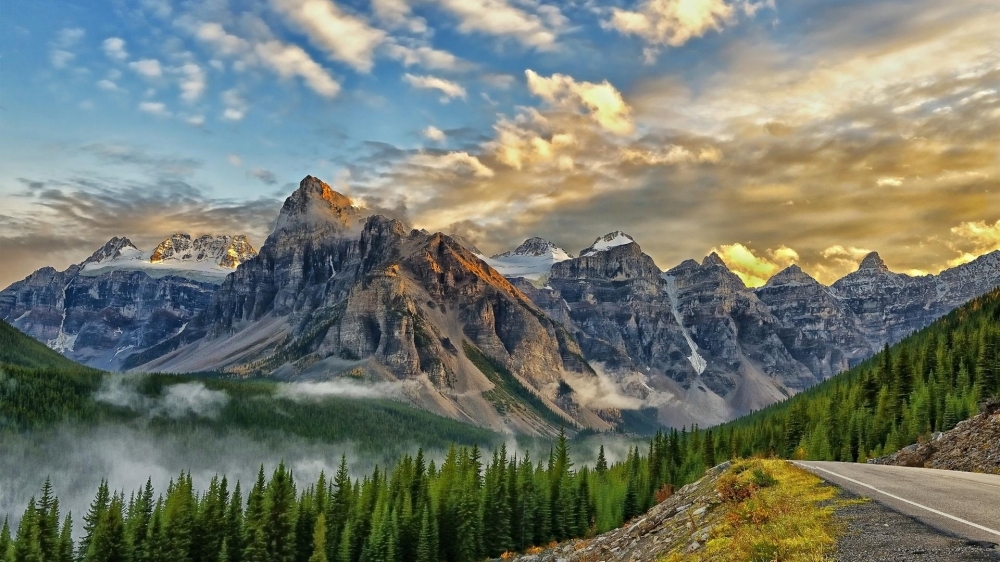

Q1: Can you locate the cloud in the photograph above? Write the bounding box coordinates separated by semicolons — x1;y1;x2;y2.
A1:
138;101;170;116
185;115;205;126
194;22;340;98
607;0;746;53
712;243;800;287
384;42;468;71
436;0;563;49
95;377;229;420
96;79;123;92
228;154;243;166
525;70;634;135
178;63;206;101
372;0;427;33
275;380;416;401
876;177;904;187
250;168;278;185
620;144;722;165
221;89;248;121
403;73;467;102
129;58;163;78
422;126;446;141
410;151;494;178
254;41;341;97
270;0;385;72
947;220;1000;266
102;37;128;61
50;50;76;69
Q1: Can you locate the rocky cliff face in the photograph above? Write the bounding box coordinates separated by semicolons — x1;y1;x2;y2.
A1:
0;233;257;370
130;177;610;435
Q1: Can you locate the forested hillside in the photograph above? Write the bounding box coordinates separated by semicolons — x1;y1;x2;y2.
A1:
0;320;497;450
708;287;1000;462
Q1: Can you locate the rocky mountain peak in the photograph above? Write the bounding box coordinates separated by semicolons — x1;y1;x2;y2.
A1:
763;264;818;288
272;175;358;233
149;234;257;268
580;231;636;257
493;237;571;259
82;236;142;265
701;252;728;268
858;251;889;272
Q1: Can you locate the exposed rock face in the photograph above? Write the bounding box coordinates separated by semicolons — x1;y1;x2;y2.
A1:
871;399;1000;473
130;177;609;435
0;232;257;369
150;234;256;268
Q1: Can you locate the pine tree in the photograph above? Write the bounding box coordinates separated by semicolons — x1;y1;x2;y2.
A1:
0;517;12;561
13;498;43;562
243;467;268;562
265;462;298;562
79;479;110;559
595;446;608;475
308;513;327;562
703;430;716;467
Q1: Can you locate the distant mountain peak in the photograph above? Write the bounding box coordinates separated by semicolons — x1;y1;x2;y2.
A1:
580;231;636;257
82;236;142;265
149;234;257;268
702;252;728;268
858;251;888;272
763;264;818;288
273;175;358;233
493;237;571;259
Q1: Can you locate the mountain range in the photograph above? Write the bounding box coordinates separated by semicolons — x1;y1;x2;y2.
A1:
3;175;999;434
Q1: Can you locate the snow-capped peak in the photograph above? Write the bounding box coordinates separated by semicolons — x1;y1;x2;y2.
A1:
580;231;636;257
272;175;358;233
478;237;572;281
80;233;258;282
81;236;143;266
492;237;572;260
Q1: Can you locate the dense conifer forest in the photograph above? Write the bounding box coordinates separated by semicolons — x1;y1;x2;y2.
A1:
2;287;999;561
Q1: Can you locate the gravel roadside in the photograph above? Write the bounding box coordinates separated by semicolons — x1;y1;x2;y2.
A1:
831;486;1000;561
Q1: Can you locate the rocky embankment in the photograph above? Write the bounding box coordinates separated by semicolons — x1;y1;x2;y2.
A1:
871;398;1000;473
503;463;731;562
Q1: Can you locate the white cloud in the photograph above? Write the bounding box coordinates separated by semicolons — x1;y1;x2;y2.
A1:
129;58;163;78
372;0;427;33
96;79;123;92
228;154;243;166
403;73;467;102
411;151;494;177
436;0;562;49
384;43;466;71
194;22;340;98
423;126;446;141
102;37;128;61
254;41;341;98
50;50;75;69
270;0;385;72
195;23;251;57
185;115;205;126
221;89;248;121
525;70;634;135
55;27;85;48
178;63;206;101
138;101;170;116
607;0;742;53
876;177;904;187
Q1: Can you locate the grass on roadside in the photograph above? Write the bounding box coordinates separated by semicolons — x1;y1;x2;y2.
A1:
664;459;841;562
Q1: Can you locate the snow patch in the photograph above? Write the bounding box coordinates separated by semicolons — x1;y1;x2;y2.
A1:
580;231;635;256
663;274;707;375
478;239;572;281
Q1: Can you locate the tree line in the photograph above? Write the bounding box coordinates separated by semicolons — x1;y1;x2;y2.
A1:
1;428;716;562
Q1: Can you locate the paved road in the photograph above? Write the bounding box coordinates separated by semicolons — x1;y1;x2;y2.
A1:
796;461;1000;546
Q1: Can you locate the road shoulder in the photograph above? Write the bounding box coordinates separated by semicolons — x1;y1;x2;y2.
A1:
830;486;1000;561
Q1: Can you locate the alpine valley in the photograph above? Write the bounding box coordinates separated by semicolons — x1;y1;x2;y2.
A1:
3;175;999;434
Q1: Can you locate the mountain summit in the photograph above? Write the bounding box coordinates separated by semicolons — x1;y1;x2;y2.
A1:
272;175;358;233
858;251;889;271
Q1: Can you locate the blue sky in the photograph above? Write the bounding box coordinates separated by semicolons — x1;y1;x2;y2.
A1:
1;0;998;288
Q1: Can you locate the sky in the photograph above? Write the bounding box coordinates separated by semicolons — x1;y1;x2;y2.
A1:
0;0;998;289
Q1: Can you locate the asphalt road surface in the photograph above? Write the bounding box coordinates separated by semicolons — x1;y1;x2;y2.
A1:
796;461;1000;546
